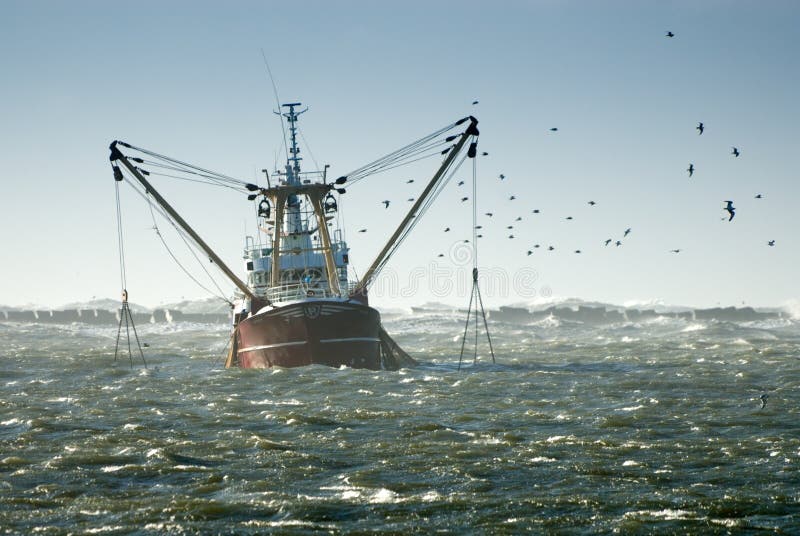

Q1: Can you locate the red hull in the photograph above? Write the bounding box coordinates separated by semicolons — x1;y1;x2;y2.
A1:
234;300;383;369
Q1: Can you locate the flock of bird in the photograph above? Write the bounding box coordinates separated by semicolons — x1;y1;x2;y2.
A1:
358;30;776;258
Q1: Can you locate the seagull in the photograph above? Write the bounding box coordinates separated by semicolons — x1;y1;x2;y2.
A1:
697;122;704;135
670;249;681;253
605;239;612;246
755;194;763;199
687;163;694;177
382;200;390;208
509;195;516;201
768;240;775;247
444;227;450;232
406;179;414;184
724;200;736;221
358;229;367;233
759;394;769;409
588;201;596;206
457;180;465;186
732;147;740;157
461;197;468;202
549;127;558;132
499;174;506;180
666;31;674;37
624;228;631;237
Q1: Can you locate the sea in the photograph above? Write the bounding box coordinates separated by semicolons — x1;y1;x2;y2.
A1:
1;308;799;534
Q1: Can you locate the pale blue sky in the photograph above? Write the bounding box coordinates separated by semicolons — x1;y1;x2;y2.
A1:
1;1;797;310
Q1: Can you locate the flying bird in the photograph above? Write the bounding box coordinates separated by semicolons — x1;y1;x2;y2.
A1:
475;225;483;229
358;229;367;233
515;216;522;221
407;197;415;202
472;100;479;105
527;250;533;256
382;200;390;208
532;209;540;214
755;194;763;199
574;250;582;254
508;234;515;239
444;227;450;232
697;122;704;135
461;197;468;202
499;174;506;180
670;249;681;253
406;179;414;184
457;180;465;186
549;127;558;132
485;212;493;217
687;163;694;177
482;152;489;156
566;216;573;220
509;195;516;201
724;200;736;221
507;225;514;229
666;31;674;37
533;244;540;248
588;201;596;206
759;394;769;409
615;241;622;247
768;240;775;247
605;239;612;246
732;147;740;157
624;228;631;237
548;246;555;251
437;253;445;257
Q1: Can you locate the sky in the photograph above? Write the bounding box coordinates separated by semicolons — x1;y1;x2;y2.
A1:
1;0;798;311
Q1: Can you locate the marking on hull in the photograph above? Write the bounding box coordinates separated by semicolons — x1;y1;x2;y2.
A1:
238;341;307;354
319;337;381;344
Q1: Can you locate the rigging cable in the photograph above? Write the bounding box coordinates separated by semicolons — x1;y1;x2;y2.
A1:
458;140;495;370
112;164;147;368
117;165;234;307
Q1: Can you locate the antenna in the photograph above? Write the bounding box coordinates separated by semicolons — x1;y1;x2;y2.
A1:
278;102;308;184
260;49;289;163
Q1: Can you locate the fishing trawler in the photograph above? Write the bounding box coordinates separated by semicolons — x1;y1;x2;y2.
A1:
109;104;480;369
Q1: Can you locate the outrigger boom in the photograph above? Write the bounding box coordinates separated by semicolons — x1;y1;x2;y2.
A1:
109;140;258;302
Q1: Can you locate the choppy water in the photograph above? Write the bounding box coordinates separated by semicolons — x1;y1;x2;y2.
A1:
1;313;799;534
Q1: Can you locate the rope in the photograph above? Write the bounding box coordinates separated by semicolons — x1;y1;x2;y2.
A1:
114;173;127;292
117;165;233;307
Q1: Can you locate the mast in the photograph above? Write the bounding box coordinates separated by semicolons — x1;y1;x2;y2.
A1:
353;116;479;295
109;141;257;301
